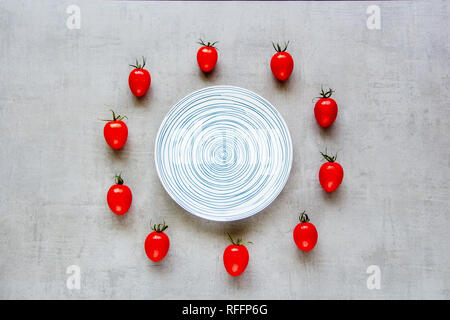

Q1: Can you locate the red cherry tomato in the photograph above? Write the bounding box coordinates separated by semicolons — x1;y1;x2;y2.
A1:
270;41;294;81
319;152;344;192
103;110;128;150
314;88;338;128
223;233;251;277
197;40;218;72
293;211;318;252
128;57;151;97
145;222;170;262
107;174;132;215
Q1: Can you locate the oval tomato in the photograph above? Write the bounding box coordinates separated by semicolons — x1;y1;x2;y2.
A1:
223;233;251;277
107;174;132;215
129;57;151;97
314;88;338;128
103;110;128;150
197;40;218;72
293;211;318;252
145;222;170;262
270;41;294;81
319;151;344;192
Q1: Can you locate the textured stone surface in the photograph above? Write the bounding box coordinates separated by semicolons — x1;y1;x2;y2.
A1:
0;0;449;299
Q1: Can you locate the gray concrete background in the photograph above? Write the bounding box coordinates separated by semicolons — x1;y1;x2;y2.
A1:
0;0;449;299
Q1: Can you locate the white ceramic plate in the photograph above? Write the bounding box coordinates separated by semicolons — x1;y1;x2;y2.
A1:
155;86;292;221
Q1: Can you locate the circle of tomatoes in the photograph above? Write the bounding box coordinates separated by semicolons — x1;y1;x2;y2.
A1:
223;233;251;277
145;222;170;262
129;57;151;97
108;45;347;267
107;174;132;215
103;110;128;150
293;211;318;252
319;151;344;192
314;88;338;128
270;41;294;81
197;39;218;72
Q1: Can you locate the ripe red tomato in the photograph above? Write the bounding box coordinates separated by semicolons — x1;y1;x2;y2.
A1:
223;233;251;277
293;211;318;252
107;174;132;215
145;222;170;262
270;41;294;81
319;151;344;192
103;110;128;150
128;57;151;97
197;40;218;72
314;88;338;128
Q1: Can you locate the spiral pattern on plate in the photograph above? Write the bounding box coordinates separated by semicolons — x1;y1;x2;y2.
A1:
155;86;292;221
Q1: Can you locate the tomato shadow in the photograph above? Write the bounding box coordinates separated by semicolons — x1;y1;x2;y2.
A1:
198;65;220;82
145;255;172;275
105;144;130;166
107;145;126;156
272;76;292;91
131;85;154;108
296;247;316;264
270;66;300;93
320;185;345;205
321;185;342;202
144;255;176;279
106;206;134;232
315;123;338;140
114;211;131;223
226;272;249;288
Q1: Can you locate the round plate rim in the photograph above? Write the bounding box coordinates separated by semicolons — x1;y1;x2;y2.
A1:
154;85;293;221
